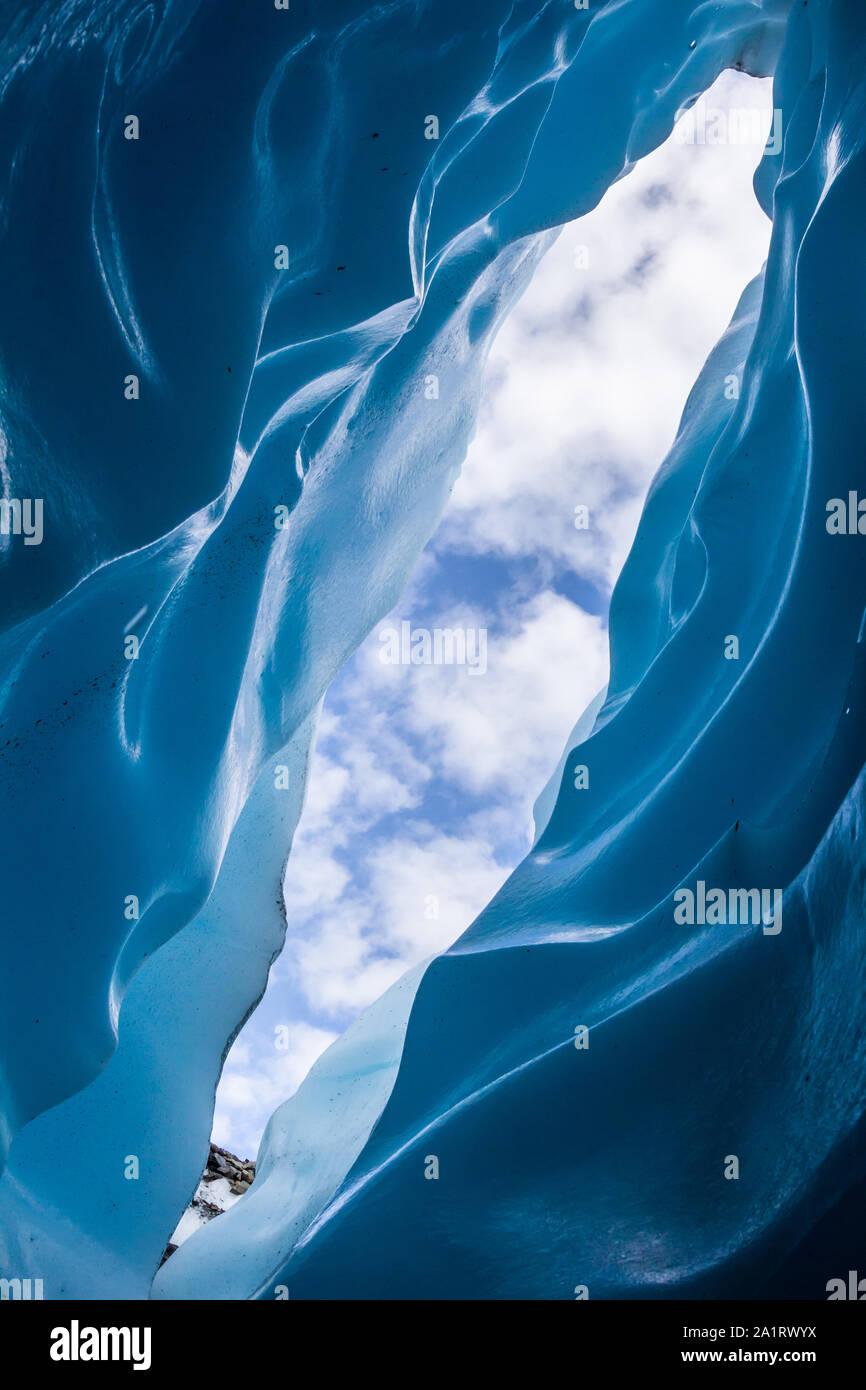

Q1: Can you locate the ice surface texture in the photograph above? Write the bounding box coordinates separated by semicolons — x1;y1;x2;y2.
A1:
2;0;865;1299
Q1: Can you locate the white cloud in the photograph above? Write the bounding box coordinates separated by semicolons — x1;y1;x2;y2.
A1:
355;590;608;802
213;1021;339;1159
287;824;509;1016
274;588;607;1021
439;71;773;589
366;828;508;958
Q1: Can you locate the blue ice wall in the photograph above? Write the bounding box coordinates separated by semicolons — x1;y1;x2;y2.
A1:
5;0;865;1301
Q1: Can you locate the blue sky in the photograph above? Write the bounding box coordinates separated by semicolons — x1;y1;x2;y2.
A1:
213;72;775;1159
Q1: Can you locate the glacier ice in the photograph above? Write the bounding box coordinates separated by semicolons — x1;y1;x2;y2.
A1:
2;0;866;1300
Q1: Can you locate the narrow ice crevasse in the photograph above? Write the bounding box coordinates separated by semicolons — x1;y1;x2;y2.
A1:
4;0;866;1301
